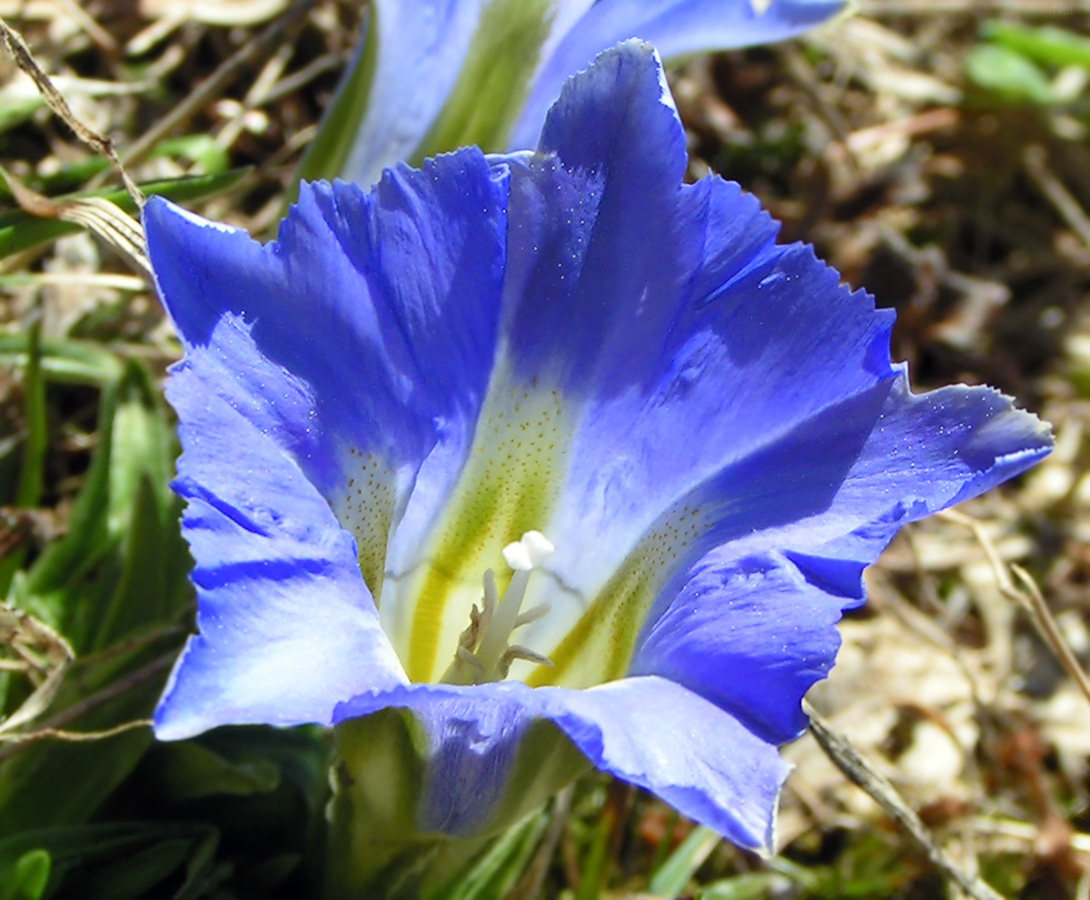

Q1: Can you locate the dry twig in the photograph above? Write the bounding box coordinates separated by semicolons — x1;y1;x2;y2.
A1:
1023;146;1090;252
805;699;1007;900
111;0;319;173
0;718;152;746
0;604;74;735
0;15;143;207
940;508;1090;710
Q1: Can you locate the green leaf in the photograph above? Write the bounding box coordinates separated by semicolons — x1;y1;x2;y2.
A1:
0;360;188;831
154;742;282;802
0;98;43;136
15;316;45;509
965;44;1057;105
173;829;230;900
0;679;161;832
438;810;549;900
0;333;124;386
0;168;249;261
984;22;1090;70
0;849;51;900
26;134;232;195
0;823;217;898
647;826;721;898
153;135;230;175
22;359;181;647
292;7;378;198
77;839;193;900
0;315;46;594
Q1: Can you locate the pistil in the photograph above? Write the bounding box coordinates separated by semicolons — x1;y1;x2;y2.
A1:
441;531;554;685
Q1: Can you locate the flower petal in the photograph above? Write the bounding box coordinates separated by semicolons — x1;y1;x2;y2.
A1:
320;0;842;185
154;351;407;740
334;675;788;852
483;44;1049;694
633;551;853;748
508;0;848;149
628;378;1050;744
490;44;888;655
145;149;509;737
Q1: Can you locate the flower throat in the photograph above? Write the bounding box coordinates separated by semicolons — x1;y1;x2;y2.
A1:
441;530;554;685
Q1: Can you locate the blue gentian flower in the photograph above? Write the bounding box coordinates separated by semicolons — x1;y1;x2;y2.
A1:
147;42;1049;858
305;0;849;186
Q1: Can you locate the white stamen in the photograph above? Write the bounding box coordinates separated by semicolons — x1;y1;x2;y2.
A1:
498;645;553;679
454;646;486;681
440;532;555;685
439;532;552;684
513;602;552;629
479;569;498;631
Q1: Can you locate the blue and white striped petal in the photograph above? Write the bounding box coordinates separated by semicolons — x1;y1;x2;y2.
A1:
317;0;849;186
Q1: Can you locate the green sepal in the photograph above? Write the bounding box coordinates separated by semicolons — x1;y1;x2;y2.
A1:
326;706;588;900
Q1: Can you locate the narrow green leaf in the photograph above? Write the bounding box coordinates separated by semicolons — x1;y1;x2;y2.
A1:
0;361;185;831
985;22;1090;70
172;829;225;900
0;333;124;386
78;838;192;900
15;315;46;508
154;135;230;175
0;97;43;136
440;810;548;900
965;45;1056;105
23;359;180;649
27;134;231;195
19;374;123;630
0;316;46;595
575;796;613;900
647;826;721;898
0;824;216;897
0;168;249;261
94;477;170;650
154;742;282;802
697;872;782;900
0;849;51;900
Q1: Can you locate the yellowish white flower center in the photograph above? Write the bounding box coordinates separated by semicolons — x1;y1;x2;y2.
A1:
441;531;555;685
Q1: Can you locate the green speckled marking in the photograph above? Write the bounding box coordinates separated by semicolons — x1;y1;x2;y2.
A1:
334;449;396;603
528;553;656;688
405;381;569;682
529;500;710;689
